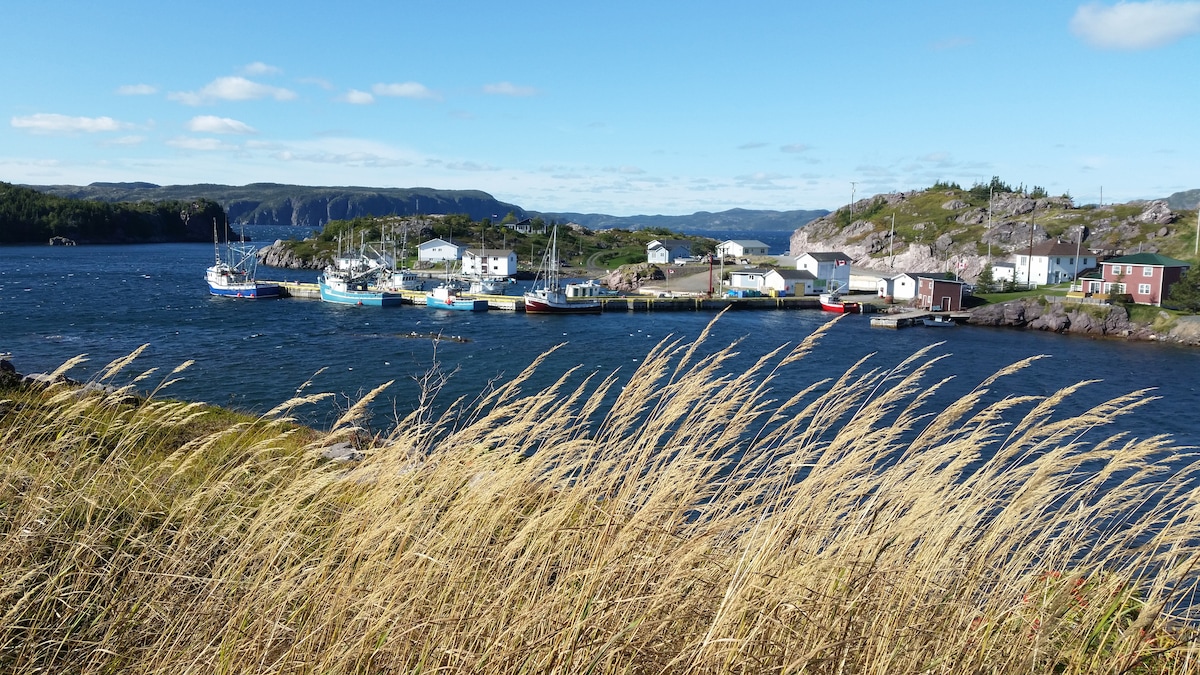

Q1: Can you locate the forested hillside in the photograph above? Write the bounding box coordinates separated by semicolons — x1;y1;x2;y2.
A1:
0;182;224;244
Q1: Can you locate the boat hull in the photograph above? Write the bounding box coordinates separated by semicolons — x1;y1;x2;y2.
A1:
523;294;602;314
319;279;405;306
819;293;860;313
427;297;488;311
207;282;281;299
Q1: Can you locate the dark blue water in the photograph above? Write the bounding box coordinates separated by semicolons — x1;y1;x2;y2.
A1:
2;230;1198;448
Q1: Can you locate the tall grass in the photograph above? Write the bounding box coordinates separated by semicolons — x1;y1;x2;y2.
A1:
2;318;1199;674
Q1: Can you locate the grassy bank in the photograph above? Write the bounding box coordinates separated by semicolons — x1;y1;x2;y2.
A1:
2;323;1199;673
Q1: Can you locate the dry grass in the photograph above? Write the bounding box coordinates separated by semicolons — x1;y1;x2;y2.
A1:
2;317;1199;674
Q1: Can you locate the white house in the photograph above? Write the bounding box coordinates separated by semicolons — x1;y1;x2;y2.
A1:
765;268;816;296
418;238;467;264
795;251;852;293
728;268;769;292
716;239;770;258
1012;239;1097;287
647;239;692;264
989;261;1016;283
462;248;518;276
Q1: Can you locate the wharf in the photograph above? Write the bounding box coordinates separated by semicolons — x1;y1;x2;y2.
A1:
269;281;836;313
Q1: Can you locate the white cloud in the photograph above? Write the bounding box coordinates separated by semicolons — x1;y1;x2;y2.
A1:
11;113;128;134
168;76;298;105
186;115;257;134
101;135;147;147
781;143;810;153
166;136;237;151
1071;1;1200;49
116;84;158;95
372;82;439;100
738;142;769;150
341;89;375;105
483;81;538;97
239;61;282;76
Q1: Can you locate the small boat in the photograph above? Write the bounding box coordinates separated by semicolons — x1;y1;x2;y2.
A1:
425;284;488;311
922;314;957;327
381;268;425;291
468;275;514;295
524;226;602;314
205;220;280;299
818;289;860;314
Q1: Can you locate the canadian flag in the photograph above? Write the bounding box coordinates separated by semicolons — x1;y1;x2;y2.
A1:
668;268;674;274
835;259;847;267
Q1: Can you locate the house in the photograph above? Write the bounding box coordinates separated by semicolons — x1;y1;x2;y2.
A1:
646;239;692;264
795;252;852;293
417;238;467;264
916;275;967;311
989;261;1017;283
728;268;770;292
1012;239;1097;287
764;268;816;296
876;271;946;302
716;239;770;258
462;248;518;277
505;218;548;235
1080;252;1191;306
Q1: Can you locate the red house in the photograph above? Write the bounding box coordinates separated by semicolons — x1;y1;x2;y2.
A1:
1085;253;1190;306
915;274;966;311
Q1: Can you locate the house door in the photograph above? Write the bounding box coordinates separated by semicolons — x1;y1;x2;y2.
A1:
940;296;952;311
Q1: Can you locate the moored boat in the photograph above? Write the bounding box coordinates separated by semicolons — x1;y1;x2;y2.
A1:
524;226;602;314
425;284;488;311
205;220;280;299
818;291;860;313
318;271;405;306
922;314;957;327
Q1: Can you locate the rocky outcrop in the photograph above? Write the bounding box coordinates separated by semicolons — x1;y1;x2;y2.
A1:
256;240;332;270
968;299;1150;338
600;263;664;292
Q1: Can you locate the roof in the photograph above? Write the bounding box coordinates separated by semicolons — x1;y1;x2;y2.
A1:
767;268;816;280
729;267;770;276
465;248;515;257
1103;252;1191;267
1027;239;1094;257
898;272;965;284
647;239;691;249
721;239;770;248
798;251;852;262
419;238;466;248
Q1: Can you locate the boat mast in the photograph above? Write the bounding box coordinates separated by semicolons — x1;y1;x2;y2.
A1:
212;218;221;266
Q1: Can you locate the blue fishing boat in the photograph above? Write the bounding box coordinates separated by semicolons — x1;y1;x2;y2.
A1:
425;284;488;311
318;269;405;306
205;220;280;299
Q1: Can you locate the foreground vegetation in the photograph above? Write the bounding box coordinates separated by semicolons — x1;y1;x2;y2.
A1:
3;322;1200;673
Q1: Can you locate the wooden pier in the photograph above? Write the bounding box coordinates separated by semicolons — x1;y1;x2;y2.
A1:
870;310;971;329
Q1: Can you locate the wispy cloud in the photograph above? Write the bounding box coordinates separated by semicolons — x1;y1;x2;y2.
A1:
166;136;238;151
483;81;538;96
340;89;375;105
11;113;129;134
738;142;769;150
116;84;158;96
781;143;810;153
1071;1;1200;49
372;82;439;100
239;61;282;76
186;115;257;134
168;76;298;106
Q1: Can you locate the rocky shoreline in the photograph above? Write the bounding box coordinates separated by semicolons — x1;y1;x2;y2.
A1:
967;298;1200;346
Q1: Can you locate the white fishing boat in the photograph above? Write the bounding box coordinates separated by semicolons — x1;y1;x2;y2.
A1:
524;226;602;314
204;220;280;299
425;284;488;311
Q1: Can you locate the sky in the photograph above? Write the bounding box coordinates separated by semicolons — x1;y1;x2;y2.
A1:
3;1;1199;217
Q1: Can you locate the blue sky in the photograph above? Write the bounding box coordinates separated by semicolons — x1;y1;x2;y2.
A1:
3;1;1199;216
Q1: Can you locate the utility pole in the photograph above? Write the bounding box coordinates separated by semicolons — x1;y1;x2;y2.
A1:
850;182;858;217
987;185;993;261
1026;203;1036;289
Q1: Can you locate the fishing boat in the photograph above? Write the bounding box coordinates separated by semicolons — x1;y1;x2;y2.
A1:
425;284;488;311
818;284;860;313
524;226;602;314
318;251;404;306
468;275;514;295
205;220;280;299
922;314;957;327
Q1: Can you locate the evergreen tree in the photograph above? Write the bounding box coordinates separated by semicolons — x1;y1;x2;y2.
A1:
976;263;997;294
1167;268;1200;313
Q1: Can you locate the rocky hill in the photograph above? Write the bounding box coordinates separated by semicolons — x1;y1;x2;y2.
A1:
789;184;1199;281
25;182;526;228
531;207;829;233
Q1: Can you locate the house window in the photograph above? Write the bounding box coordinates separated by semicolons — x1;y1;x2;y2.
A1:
1125;265;1133;275
1143;266;1153;277
1139;283;1152;295
1056;257;1061;264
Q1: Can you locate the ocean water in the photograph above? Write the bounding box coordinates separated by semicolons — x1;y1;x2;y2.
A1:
1;230;1198;452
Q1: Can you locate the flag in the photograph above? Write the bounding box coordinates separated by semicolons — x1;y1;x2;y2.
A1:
835;259;847;267
668;268;674;274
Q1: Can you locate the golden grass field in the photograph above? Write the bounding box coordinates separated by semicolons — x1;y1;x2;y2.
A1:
2;317;1199;674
